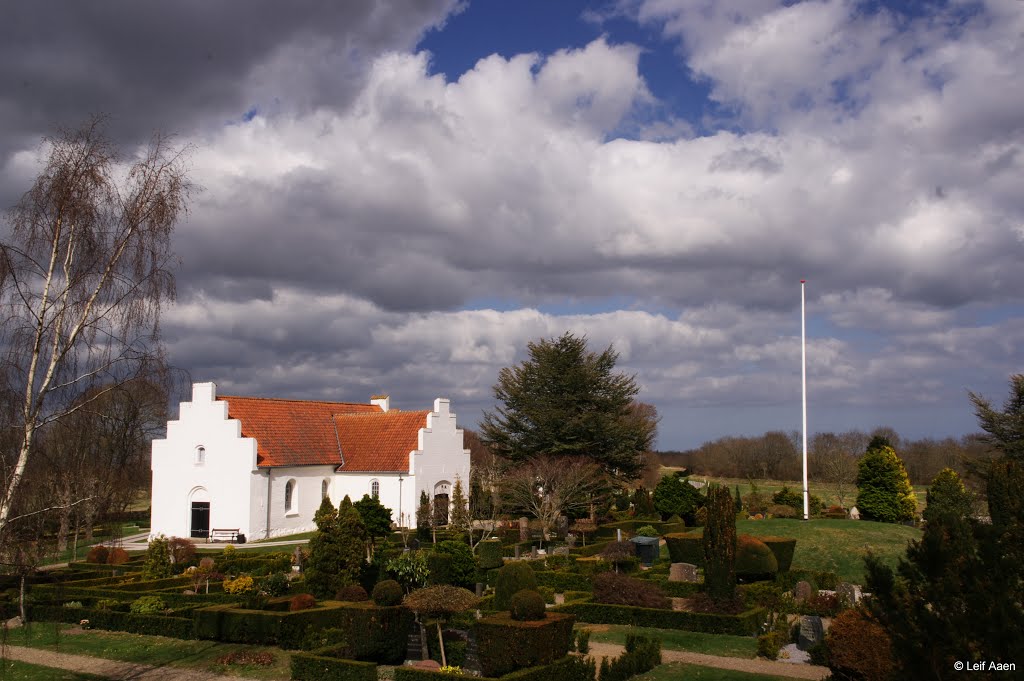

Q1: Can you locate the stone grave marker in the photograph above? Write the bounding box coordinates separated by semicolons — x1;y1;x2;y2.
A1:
837;582;862;605
793;580;814;603
556;515;569;538
519;517;530;542
669;563;699;583
797;615;824;651
849;506;860;520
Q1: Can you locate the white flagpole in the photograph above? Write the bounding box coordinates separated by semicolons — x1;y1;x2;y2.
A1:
801;280;809;521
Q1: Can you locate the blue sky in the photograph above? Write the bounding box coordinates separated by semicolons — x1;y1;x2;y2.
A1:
1;0;1021;450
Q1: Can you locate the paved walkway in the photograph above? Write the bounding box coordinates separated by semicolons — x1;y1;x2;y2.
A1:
2;644;256;680
587;642;830;680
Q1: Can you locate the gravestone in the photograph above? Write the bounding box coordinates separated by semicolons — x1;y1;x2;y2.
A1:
519;517;530;542
514;545;521;559
530;547;539;560
463;631;481;674
565;534;577;548
409;538;421;551
798;615;824;651
406;625;424;661
849;506;860;520
556;515;569;538
837;582;862;605
293;546;304;571
669;563;699;583
552;546;570;556
793;580;814;603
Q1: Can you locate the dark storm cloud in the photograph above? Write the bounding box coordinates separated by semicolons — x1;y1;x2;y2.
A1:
0;1;458;156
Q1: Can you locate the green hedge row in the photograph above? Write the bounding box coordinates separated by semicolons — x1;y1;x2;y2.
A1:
215;553;291;576
534;572;593;593
552;602;764;636
663;533;703;565
570;541;612;558
475;612;575;678
29;604;195;639
393;655;595;681
194;600;411;656
758;537;796;573
32;586;237;608
290;646;377;681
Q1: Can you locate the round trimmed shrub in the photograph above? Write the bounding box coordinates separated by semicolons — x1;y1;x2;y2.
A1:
494;561;537;611
509;589;546;621
335;584;369;601
130;595;166;614
107;547;130;565
478;539;504;570
85;545;109;564
735;535;778;581
289;593;316;611
372;579;404;606
757;536;797;573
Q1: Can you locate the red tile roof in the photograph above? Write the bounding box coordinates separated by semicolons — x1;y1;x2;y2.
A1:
219;395;425;470
333;411;431;472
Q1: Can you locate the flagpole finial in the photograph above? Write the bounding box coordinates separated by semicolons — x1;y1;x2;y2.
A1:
800;279;806;284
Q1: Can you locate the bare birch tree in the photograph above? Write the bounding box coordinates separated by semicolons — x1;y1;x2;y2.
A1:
0;116;191;543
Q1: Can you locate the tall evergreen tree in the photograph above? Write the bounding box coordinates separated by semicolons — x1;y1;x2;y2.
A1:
855;442;917;522
305;497;342;599
969;374;1024;460
354;493;393;552
702;486;736;603
866;377;1024;678
416;490;433;542
923;468;973;524
449;476;470;538
336;495;368;587
480;333;656;480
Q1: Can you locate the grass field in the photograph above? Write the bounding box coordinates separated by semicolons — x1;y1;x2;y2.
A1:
680;518;919;583
634;662;798;681
584;625;756;658
12;624;291;680
671;475;929;514
0;660;106;681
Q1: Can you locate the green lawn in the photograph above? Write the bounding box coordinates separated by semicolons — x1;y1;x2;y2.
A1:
697;476;929;514
634;662;800;681
680;518;919;583
0;660;107;681
12;624;291;680
584;625;757;658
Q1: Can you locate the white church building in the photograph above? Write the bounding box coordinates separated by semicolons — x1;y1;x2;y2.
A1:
150;382;470;541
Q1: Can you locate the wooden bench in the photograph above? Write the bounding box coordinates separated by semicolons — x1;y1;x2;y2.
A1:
208;528;239;543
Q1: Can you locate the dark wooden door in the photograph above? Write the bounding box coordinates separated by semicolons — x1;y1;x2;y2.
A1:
190;501;210;538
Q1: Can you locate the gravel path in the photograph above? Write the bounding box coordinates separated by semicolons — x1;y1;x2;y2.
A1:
1;645;255;680
586;642;830;680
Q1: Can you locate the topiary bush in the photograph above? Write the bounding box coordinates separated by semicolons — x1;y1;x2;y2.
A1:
494;561;537;611
509;589;546;621
290;593;317;611
757;536;797;573
735;535;778;582
703;486;737;602
335;585;369;602
129;595;166;614
371;580;404;607
85;545;109;564
477;540;503;570
431;540;477;588
107;547;130;565
592;572;670;609
825;608;894;681
664;532;703;565
261;572;290;598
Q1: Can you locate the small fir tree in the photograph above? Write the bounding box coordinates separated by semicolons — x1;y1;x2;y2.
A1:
449;476;471;538
305;497;342;599
856;443;917;523
416;490;433;542
923;468;973;524
336;495;369;585
142;534;172;579
652;472;702;523
703;485;737;603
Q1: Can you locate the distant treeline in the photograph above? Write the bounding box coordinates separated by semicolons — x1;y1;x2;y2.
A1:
657;427;994;485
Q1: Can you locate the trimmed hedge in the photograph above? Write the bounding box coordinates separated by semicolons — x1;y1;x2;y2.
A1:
758;537;796;573
475;612;575;677
534;571;592;593
479;540;504;570
393;655;595;681
195;600;411;658
215;553;291;576
664;533;703;565
29;604;195;639
651;580;701;598
291;646;377;681
553;602;764;636
570;541;612;558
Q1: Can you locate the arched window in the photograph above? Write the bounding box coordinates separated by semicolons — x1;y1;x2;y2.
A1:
370;479;380;498
195;446;206;465
285;479;296;513
321;479;329;499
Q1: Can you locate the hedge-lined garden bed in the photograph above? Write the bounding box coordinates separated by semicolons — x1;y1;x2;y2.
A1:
552;601;764;636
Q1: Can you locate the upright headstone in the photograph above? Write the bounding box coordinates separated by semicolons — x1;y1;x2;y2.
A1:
293;546;304;571
849;506;860;520
514;545;521;560
519;517;530;542
793;580;814;603
552;546;570;556
617;529;623;542
798;615;825;651
836;582;862;605
556;516;569;538
669;563;699;583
